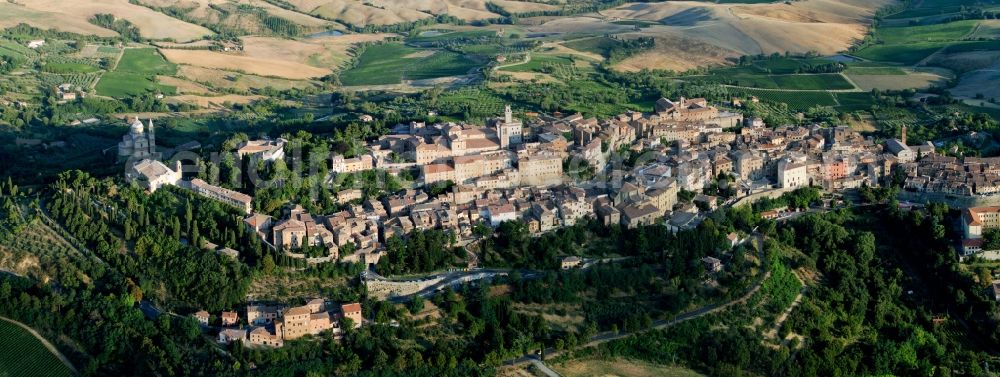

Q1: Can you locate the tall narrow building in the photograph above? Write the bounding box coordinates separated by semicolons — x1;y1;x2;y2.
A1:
493;105;522;149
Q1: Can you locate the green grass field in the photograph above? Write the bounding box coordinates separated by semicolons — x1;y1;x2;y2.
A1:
844;66;907;75
96;72;176;97
770;74;854;90
563;37;621;58
877;20;978;44
340;44;478;86
697;72;854;90
854;42;948;65
408;29;496;44
42;62;100;74
95;48;176;97
0;319;73;377
116;48;176;75
944;40;1000;53
500;54;576;73
730;88;838;109
834;92;877;112
749;57;840;74
885;7;963;19
0;39;34;60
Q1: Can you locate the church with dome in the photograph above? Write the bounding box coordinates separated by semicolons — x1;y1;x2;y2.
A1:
118;118;159;162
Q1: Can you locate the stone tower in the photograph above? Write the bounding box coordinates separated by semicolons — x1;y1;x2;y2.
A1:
148;118;156;153
495;104;522;149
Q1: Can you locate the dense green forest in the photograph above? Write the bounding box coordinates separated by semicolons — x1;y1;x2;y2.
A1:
569;205;1000;376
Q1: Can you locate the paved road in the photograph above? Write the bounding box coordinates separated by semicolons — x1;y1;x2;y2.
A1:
374;256;628;303
529;358;561;377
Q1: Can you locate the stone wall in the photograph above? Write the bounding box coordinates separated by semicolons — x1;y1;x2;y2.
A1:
731;187;795;208
365;276;445;300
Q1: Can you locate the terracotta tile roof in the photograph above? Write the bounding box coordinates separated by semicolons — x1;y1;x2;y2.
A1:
341;303;361;313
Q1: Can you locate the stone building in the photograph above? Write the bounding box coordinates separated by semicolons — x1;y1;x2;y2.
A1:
118;118;158;162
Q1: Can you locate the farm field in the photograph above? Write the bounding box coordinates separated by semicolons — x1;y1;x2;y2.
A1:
167;94;264;108
748;57;842;74
728;88;838;109
134;0;341;37
876;20;978;44
562;36;623;58
157;75;214;95
0;217;97;285
0;0;211;41
96;48;177;97
950;63;1000;103
160;49;330;80
833;92;876;112
853;42;949;65
552;358;704;377
339;43;477;86
175;65;318;92
408;29;497;44
41;62;100;74
847;70;949;91
696;72;855;90
241;34;391;70
584;0;891;70
116;48;177;75
156;34;390;83
282;0;557;26
97;72;176;97
844;66;906;75
0;318;74;377
499;54;576;73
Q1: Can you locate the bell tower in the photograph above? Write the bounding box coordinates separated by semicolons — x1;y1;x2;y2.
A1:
148;119;156;156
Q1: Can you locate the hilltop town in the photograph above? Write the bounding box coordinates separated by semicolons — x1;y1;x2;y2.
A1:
99;92;1000;360
118;95;950;271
